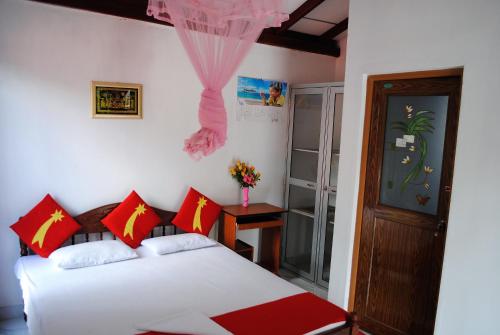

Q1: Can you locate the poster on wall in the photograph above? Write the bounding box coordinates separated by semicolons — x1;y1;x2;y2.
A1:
236;76;288;122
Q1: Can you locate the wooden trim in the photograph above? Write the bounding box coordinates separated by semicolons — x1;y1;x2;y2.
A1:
347;67;464;311
29;0;165;26
223;215;237;250
30;0;341;57
320;18;348;39
258;30;340;57
277;0;325;33
222;203;286;217
365;68;463;82
237;219;283;231
347;75;375;312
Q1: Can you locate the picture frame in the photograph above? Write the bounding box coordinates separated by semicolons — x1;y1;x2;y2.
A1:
91;81;142;119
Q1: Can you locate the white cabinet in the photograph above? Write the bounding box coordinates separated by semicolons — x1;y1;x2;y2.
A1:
282;82;343;288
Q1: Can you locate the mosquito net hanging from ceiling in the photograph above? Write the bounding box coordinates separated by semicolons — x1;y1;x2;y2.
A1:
147;0;288;160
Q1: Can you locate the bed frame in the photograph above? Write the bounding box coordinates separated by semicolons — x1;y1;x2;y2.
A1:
321;311;359;335
19;203;177;257
18;203;358;334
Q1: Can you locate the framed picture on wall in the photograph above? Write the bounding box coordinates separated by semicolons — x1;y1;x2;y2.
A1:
91;81;142;119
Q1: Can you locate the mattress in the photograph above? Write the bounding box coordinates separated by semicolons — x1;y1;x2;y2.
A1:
15;243;344;335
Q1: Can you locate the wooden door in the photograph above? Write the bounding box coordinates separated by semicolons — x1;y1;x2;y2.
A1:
353;70;462;335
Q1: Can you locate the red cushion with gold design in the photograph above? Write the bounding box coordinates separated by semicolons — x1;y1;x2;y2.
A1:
10;194;81;258
101;191;161;248
172;187;221;236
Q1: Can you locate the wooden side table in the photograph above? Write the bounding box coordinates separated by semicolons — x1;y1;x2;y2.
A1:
218;203;286;275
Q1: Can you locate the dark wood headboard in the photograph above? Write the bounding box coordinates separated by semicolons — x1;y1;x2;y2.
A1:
20;203;177;256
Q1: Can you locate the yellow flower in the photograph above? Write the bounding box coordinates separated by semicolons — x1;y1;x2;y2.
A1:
229;168;236;176
241;171;245;176
424;166;433;174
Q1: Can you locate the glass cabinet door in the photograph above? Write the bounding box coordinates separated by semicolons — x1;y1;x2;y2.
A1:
289;93;323;183
317;89;343;288
283;88;328;280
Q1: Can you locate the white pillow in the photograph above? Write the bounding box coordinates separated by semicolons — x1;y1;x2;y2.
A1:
49;240;138;269
141;233;217;255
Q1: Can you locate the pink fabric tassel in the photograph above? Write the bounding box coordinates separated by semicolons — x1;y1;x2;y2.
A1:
147;0;288;160
184;89;227;160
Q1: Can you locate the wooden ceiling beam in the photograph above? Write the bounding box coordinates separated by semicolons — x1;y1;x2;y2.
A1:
277;0;325;33
29;0;167;26
321;17;349;39
29;0;340;57
258;30;339;57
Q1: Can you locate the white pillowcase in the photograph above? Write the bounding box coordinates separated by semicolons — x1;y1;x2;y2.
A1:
49;240;138;269
141;233;217;255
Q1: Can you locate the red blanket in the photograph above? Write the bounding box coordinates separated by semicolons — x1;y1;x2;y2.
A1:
139;292;348;335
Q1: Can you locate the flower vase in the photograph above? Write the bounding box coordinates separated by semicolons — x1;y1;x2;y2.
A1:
242;187;249;208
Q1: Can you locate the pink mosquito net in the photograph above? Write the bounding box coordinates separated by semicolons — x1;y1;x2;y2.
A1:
147;0;288;160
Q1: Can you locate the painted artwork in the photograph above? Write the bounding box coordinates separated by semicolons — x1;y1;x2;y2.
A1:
236;76;288;122
379;96;449;215
92;81;142;119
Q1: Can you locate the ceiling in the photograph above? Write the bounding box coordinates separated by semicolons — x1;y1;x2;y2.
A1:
29;0;348;57
284;0;349;38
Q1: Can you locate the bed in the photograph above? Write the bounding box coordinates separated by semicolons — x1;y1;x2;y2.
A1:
15;203;358;335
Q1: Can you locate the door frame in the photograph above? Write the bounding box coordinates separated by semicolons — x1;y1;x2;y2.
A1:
347;68;464;311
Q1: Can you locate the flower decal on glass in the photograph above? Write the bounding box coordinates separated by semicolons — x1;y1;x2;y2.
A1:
391;104;436;206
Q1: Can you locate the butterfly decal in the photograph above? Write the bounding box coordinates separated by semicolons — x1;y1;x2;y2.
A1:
416;194;430;206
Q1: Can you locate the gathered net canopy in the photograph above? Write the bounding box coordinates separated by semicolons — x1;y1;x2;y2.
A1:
147;0;288;160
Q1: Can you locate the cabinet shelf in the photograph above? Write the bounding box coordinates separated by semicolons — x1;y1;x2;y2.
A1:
289;207;315;219
235;239;254;261
292;148;319;154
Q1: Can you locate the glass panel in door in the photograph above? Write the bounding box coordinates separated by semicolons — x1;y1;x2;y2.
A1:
379;96;449;215
319;92;343;285
289;94;323;183
322;196;336;282
285;185;317;273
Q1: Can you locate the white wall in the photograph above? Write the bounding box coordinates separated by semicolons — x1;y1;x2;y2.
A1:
0;0;340;309
329;0;500;334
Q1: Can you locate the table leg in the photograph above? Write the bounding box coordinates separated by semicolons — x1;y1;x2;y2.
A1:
261;226;281;274
223;215;237;250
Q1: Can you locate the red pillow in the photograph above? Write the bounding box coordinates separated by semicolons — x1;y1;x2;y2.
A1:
10;194;80;258
101;191;161;248
172;187;221;236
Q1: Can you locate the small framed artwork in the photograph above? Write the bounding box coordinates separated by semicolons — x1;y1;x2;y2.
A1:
91;81;142;119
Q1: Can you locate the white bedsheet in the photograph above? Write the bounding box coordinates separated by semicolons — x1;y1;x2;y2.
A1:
15;244;344;335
